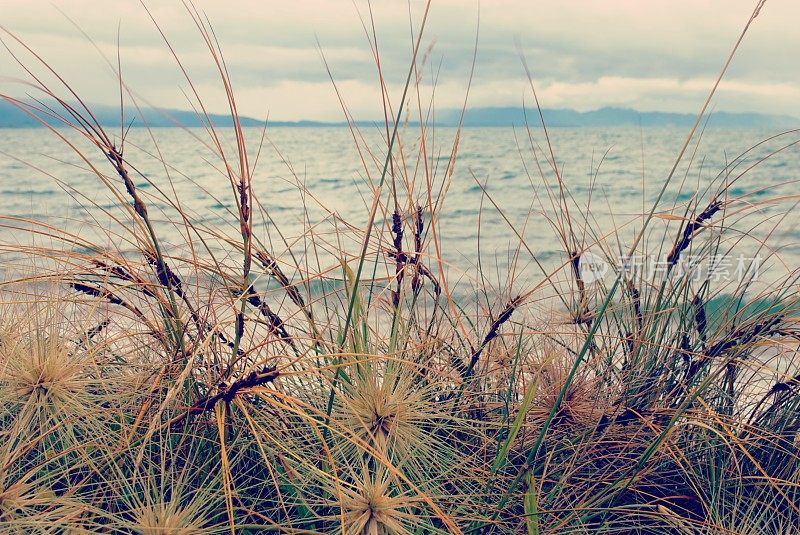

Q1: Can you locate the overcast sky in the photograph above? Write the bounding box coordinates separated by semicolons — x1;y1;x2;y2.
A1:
1;0;798;121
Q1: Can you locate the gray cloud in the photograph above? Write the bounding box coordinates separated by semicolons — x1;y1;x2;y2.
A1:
1;0;798;121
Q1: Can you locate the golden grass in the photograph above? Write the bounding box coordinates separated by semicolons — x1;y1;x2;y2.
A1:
0;0;798;533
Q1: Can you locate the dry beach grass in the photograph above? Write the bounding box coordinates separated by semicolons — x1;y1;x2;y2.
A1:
1;0;800;533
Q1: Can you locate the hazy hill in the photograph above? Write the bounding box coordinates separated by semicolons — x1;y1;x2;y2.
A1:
1;100;796;129
446;106;798;128
0;100;269;128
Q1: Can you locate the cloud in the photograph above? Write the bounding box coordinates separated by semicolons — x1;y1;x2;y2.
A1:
1;0;798;120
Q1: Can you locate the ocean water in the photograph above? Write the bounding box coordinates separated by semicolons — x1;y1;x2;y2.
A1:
0;126;798;291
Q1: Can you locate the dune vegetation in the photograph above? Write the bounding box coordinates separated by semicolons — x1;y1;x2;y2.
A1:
1;0;799;533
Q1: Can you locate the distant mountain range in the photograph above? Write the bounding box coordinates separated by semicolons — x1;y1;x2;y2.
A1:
0;101;266;128
447;106;799;128
1;100;796;129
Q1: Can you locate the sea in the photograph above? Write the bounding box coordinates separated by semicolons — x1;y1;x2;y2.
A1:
0;126;798;295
